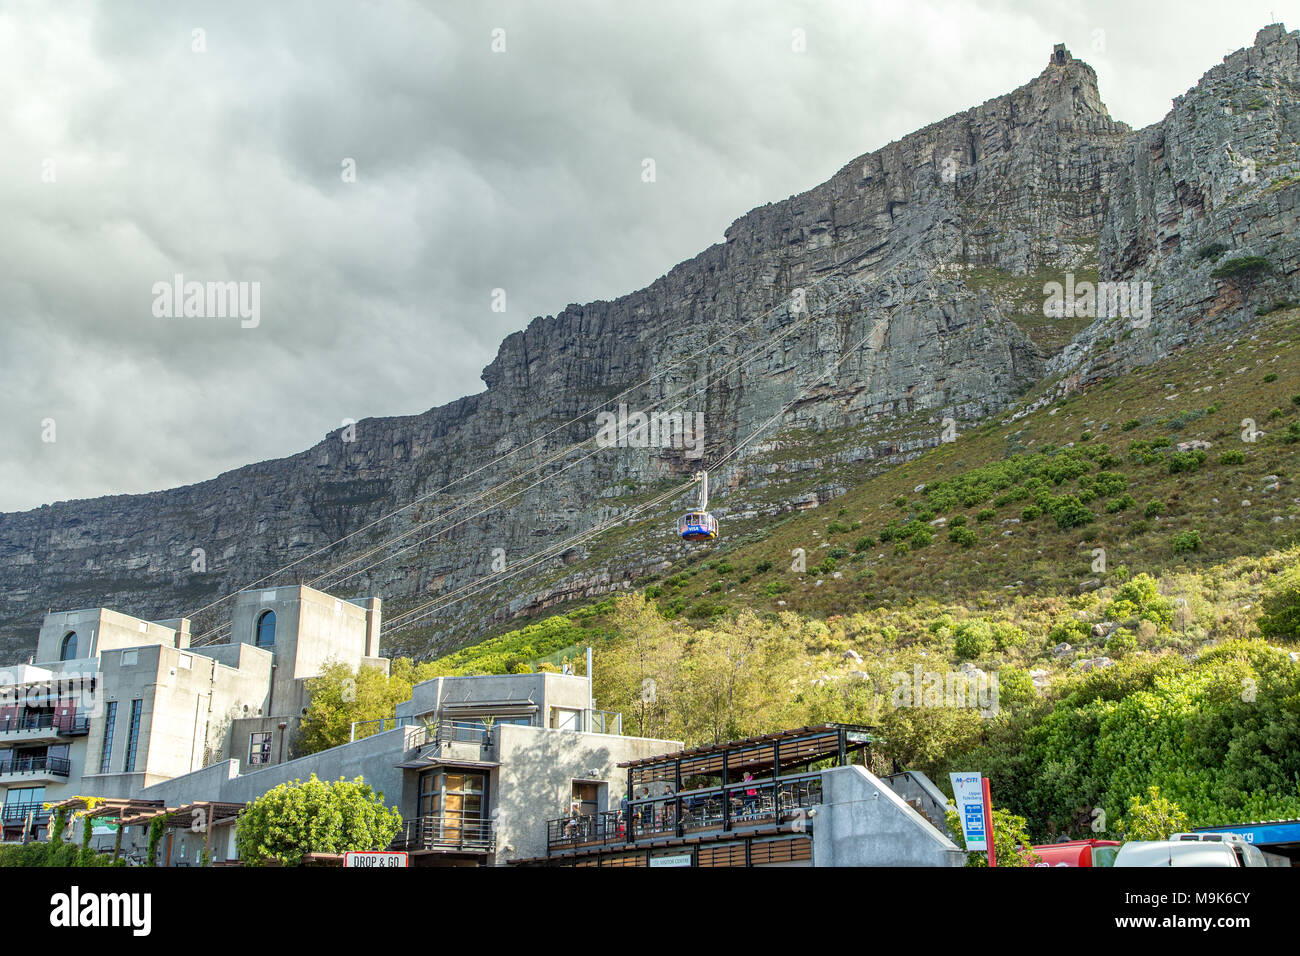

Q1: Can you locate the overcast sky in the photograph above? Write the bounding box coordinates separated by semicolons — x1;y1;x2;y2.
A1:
0;0;1286;512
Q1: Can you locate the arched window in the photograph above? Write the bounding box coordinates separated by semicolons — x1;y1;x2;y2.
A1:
59;631;79;661
255;610;276;648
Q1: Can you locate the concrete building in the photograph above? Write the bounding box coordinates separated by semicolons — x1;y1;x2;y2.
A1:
0;585;382;840
121;671;680;866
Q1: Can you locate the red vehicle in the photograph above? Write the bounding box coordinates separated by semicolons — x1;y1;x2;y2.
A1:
1030;839;1120;867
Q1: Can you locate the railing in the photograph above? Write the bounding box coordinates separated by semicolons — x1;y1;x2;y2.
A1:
391;814;495;852
433;720;494;746
546;773;824;852
589;710;623;735
0;802;50;824
0;713;90;736
0;755;72;777
349;715;416;742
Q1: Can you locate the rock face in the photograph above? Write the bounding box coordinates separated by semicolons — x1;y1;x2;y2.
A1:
1;28;1298;659
1052;23;1300;383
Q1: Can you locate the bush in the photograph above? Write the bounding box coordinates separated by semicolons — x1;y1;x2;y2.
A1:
853;537;875;553
1093;471;1127;496
1049;495;1095;530
1021;505;1042;521
1168;449;1207;474
1257;566;1300;641
976;508;996;522
1106;494;1136;513
948;526;978;548
953;620;994;660
949;514;967;527
1219;450;1245;465
236;775;401;867
1105;573;1174;630
1264;373;1279;384
1121;418;1142;431
1144;499;1165;518
1172;530;1202;554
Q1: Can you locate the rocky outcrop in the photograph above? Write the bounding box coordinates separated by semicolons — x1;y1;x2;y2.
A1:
0;29;1296;659
1053;23;1300;382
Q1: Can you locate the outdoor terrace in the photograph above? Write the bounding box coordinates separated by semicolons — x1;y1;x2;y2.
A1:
546;723;874;854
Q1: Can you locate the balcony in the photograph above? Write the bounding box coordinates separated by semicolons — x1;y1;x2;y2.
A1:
547;772;823;852
0;802;50;827
0;754;72;784
390;815;494;854
0;713;90;745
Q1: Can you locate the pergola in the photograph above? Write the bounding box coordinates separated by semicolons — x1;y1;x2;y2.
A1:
117;801;247;866
44;797;167;860
621;722;877;787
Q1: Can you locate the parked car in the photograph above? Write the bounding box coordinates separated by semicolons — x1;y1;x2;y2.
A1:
1114;840;1240;867
1031;839;1120;867
1169;831;1269;867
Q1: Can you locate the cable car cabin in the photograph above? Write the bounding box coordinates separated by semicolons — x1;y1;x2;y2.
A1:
679;512;718;541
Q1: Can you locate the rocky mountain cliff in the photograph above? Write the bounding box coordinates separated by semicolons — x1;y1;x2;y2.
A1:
2;27;1297;660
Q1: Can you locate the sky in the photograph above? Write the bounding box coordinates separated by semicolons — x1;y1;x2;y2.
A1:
0;0;1288;512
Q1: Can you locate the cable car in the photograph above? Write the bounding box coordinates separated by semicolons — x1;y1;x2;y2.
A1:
679;471;719;541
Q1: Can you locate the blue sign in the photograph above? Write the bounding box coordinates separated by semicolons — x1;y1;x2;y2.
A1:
1195;822;1300;846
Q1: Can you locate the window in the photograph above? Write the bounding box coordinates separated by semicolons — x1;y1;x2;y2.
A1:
59;631;78;661
98;701;117;774
418;770;487;837
255;610;276;648
177;654;192;670
120;650;138;667
123;699;143;773
249;732;272;765
550;707;582;732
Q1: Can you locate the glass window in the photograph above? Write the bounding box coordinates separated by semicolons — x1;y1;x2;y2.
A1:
248;732;272;765
255;610;276;648
98;701;117;774
123;699;143;773
59;632;78;661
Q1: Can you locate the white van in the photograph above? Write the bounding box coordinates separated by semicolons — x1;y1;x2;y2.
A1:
1114;840;1240;867
1169;831;1269;867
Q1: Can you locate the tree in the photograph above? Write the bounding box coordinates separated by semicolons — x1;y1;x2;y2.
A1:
297;661;417;755
235;774;401;866
944;806;1041;867
592;594;682;739
1117;785;1189;841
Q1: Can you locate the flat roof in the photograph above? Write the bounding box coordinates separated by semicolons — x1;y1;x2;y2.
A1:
620;723;875;775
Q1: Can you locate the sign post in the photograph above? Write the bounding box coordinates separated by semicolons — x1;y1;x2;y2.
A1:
982;776;997;868
949;772;987;852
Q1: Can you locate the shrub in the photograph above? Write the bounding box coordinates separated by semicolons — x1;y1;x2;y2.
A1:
1105;573;1174;630
976;508;996;523
1144;499;1165;518
1219;450;1245;465
949;514;967;527
853;537;875;553
953;620;995;660
1106;494;1136;513
1168;449;1207;474
1121;419;1142;431
1264;373;1279;384
1021;505;1042;521
948;526;978;548
1050;495;1095;530
1257;566;1300;641
754;560;773;573
1093;471;1127;496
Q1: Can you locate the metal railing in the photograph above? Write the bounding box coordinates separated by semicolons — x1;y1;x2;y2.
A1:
0;754;72;777
391;814;495;852
0;713;90;736
0;802;50;823
546;773;824;852
433;720;494;746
